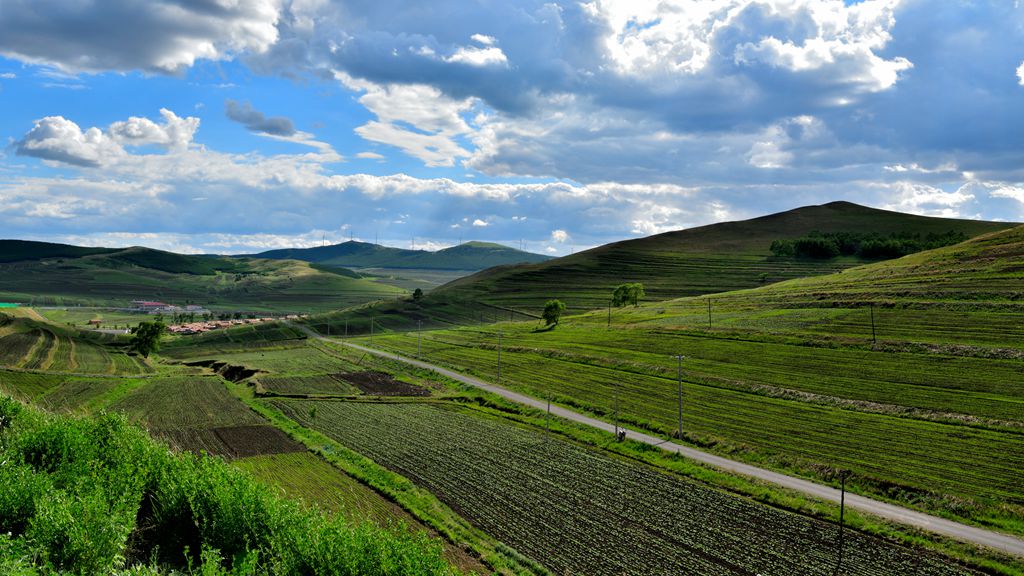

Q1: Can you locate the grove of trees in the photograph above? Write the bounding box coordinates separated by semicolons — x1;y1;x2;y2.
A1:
770;230;968;260
612;283;645;307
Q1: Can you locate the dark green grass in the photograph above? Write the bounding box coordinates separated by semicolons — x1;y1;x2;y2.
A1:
272;399;979;576
0;395;458;575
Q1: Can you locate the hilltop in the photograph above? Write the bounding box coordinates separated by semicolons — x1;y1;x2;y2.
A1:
251;240;551;271
0;241;403;313
436;201;1014;311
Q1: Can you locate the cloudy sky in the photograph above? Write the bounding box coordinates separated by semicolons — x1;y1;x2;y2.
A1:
2;0;1023;255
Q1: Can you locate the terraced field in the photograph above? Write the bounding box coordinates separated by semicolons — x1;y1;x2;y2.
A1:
272;400;977;576
110;375;262;430
0;312;151;374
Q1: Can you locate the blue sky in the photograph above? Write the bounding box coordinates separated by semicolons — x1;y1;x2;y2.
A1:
1;0;1023;255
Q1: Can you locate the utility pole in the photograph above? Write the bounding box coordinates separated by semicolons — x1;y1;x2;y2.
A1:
344;318;348;338
614;384;620;440
607;299;612;328
834;471;849;576
497;331;502;385
707;298;712;329
370;316;374;346
545;393;551;441
870;303;876;345
417;320;422;356
327;320;330;337
674;354;684;439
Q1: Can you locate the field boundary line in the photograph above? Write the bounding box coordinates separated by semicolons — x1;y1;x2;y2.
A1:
291;324;1024;559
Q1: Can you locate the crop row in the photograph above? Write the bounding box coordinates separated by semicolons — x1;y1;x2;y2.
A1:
368;331;1024;513
258;374;358;396
111;376;263;430
272;400;976;576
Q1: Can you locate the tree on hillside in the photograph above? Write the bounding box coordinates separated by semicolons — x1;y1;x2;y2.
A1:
542;299;566;327
129;321;165;358
412;288;424;302
612;283;645;307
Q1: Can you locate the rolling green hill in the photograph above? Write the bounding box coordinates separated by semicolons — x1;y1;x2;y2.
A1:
0;242;404;313
306;202;1017;332
436;201;1015;312
0;239;118;263
252;240;551;270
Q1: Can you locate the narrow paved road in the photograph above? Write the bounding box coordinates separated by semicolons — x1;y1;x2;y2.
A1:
297;325;1024;558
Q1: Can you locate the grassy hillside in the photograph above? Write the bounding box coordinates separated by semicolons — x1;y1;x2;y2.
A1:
436;201;1015;313
303;202;1016;333
0;309;151;375
253;240;551;270
0;243;404;313
0;239;117;263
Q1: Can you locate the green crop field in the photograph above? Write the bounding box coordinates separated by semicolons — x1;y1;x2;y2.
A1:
0;311;152;374
270;400;975;576
235;451;420;523
353;226;1024;536
110;375;263;430
231;454;489;573
0;370;67;400
38;307;155;328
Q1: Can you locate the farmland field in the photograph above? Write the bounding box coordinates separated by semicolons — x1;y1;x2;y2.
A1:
365;324;1024;532
0;311;152;374
271;400;976;576
234;451;419;523
157;424;305;458
110;375;263;430
257;374;359;395
38;307;154;328
0;370;66;400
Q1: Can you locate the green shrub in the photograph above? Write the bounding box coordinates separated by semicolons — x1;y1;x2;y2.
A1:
0;394;458;575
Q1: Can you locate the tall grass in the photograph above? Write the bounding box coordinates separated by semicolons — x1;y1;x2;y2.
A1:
0;395;459;575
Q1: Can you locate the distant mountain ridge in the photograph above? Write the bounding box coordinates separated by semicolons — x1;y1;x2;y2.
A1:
250;240;551;270
0;240;403;312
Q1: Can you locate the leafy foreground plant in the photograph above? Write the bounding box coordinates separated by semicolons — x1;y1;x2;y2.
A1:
0;395;458;576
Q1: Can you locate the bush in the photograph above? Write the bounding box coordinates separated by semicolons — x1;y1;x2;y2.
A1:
0;395;458;575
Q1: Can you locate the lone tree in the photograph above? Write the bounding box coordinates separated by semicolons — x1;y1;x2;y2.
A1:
129;320;165;358
612;282;645;307
412;288;424;301
542;299;566;327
